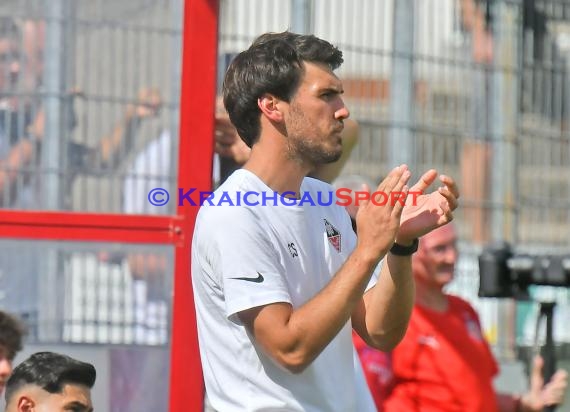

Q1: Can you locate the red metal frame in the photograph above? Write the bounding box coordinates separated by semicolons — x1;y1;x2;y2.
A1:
170;0;218;410
0;0;219;410
0;210;185;245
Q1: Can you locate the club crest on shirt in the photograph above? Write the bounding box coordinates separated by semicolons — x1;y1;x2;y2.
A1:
417;335;440;349
324;219;341;253
464;313;484;342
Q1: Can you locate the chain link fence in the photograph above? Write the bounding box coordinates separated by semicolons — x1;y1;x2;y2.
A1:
0;1;182;410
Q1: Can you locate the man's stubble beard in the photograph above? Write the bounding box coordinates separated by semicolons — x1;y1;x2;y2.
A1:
285;103;343;167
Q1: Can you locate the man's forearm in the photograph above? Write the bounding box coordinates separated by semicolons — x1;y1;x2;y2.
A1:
98;114;140;169
242;245;382;373
358;253;415;351
0;139;35;204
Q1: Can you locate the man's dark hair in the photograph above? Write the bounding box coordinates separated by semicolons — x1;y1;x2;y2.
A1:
5;352;96;404
0;311;26;361
222;31;344;147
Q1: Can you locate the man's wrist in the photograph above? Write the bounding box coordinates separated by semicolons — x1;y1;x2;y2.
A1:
389;238;419;256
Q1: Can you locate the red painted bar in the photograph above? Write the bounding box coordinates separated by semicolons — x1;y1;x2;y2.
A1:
0;210;184;245
169;0;218;411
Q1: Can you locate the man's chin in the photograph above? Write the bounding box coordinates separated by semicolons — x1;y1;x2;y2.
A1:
437;272;454;286
322;146;343;164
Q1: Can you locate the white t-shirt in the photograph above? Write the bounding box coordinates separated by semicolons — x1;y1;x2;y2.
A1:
192;169;377;412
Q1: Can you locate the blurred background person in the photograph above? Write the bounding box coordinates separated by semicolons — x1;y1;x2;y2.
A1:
0;16;162;336
334;174;568;411
0;311;26;410
0;311;25;395
383;223;568;412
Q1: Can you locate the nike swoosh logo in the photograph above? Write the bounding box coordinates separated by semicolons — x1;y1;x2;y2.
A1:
230;272;264;283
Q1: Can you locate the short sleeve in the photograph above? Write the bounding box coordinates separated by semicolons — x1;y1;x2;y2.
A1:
193;205;292;323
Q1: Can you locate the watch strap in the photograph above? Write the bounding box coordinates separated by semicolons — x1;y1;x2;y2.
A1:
390;238;419;256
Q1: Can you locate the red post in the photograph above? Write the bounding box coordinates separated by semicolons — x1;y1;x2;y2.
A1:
169;0;218;411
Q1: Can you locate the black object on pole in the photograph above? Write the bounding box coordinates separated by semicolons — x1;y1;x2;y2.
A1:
536;302;557;412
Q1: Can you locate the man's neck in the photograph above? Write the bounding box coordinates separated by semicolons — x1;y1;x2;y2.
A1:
415;281;449;313
244;140;312;196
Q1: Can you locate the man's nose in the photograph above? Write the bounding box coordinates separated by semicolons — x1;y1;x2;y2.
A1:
444;246;458;263
335;103;350;120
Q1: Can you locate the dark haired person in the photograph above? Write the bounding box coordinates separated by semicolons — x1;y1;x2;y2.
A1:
192;31;459;410
4;352;96;412
0;311;25;396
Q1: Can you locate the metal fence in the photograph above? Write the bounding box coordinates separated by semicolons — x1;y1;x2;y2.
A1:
0;0;182;332
0;0;181;214
0;1;182;410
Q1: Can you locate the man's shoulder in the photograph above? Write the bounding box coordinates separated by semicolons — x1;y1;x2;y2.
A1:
195;171;261;221
215;168;257;191
447;294;478;314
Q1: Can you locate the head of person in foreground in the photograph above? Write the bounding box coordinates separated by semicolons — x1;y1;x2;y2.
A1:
223;31;349;171
4;351;96;412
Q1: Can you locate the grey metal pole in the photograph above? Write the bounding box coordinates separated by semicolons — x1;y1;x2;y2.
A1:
389;0;415;170
489;0;520;361
290;0;313;34
39;0;70;342
490;2;519;245
42;0;64;211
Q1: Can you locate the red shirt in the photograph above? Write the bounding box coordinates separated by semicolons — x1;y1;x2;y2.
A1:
384;295;499;412
353;331;394;412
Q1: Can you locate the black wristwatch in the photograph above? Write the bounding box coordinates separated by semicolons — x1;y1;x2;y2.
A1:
389;238;419;256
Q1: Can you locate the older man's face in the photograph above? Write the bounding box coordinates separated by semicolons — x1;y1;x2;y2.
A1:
413;224;458;289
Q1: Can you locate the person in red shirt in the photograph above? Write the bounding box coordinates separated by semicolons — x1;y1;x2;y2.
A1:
382;223;568;412
352;331;393;412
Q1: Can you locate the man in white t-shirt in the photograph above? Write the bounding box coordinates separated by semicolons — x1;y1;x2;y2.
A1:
192;31;459;411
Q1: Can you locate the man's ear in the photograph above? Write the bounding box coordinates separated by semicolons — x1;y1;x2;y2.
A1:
257;94;284;122
17;395;35;412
